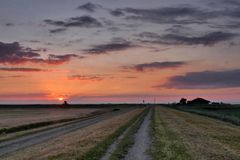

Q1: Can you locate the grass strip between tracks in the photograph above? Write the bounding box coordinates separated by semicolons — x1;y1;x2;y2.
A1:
108;108;149;160
77;108;148;160
150;107;192;160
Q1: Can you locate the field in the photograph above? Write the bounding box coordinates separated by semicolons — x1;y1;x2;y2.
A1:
0;108;101;129
0;105;240;160
175;105;240;125
152;106;240;160
187;108;240;118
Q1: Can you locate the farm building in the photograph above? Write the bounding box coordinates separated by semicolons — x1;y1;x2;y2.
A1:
187;98;210;105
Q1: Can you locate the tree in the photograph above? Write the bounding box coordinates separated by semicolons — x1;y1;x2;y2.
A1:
179;98;187;105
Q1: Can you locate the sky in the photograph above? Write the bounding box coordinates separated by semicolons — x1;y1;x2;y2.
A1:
0;0;240;104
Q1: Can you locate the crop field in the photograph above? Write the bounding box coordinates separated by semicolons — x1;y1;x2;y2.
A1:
188;108;240;118
176;105;240;125
0;108;101;129
152;107;240;160
0;105;240;160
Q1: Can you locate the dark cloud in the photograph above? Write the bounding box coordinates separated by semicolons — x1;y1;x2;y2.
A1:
110;9;125;17
120;7;216;24
28;40;41;43
137;31;236;46
209;0;240;6
0;41;40;64
161;69;240;89
5;23;14;27
108;27;121;32
225;10;240;19
68;39;83;44
84;38;135;54
77;3;102;12
124;61;186;72
49;28;66;34
124;76;138;79
165;25;193;34
0;67;47;72
0;41;80;65
69;75;103;81
46;54;83;65
209;21;240;29
44;16;102;28
0;75;24;78
224;0;240;6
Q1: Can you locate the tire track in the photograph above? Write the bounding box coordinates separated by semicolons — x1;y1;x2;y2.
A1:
123;108;152;160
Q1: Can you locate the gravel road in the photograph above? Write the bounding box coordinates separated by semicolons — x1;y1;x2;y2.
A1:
124;108;152;160
0;109;131;157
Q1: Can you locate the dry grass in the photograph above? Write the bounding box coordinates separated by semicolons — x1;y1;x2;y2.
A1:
0;108;99;129
151;108;192;160
157;106;240;160
2;109;143;160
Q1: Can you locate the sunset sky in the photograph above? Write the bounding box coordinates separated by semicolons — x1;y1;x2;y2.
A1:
0;0;240;104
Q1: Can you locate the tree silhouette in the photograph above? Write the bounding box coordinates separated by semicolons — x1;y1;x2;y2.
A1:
179;98;187;105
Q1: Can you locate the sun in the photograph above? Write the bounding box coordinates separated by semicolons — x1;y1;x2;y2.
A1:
58;97;64;101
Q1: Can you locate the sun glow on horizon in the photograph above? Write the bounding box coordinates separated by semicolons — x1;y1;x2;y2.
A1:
58;97;64;101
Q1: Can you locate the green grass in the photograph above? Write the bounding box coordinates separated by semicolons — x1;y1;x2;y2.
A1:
151;108;192;160
181;108;240;125
109;108;149;160
206;109;240;118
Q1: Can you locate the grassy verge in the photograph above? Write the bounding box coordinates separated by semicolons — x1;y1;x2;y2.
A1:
109;108;149;160
179;108;240;126
151;107;192;160
74;108;147;160
0;109;109;136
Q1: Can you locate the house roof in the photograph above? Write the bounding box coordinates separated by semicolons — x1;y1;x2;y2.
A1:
189;98;210;103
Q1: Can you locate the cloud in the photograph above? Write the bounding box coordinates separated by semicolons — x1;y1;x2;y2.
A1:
77;3;102;12
28;40;41;43
44;16;102;28
124;61;187;72
69;75;103;81
45;54;83;65
0;41;81;65
5;23;14;27
161;69;240;89
84;38;135;54
49;28;66;34
223;0;240;6
0;67;47;72
137;31;236;46
124;76;138;79
120;7;217;24
209;0;240;7
110;9;125;17
0;75;24;78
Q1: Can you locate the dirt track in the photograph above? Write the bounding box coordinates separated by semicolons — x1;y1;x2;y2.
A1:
0;109;131;157
124;108;152;160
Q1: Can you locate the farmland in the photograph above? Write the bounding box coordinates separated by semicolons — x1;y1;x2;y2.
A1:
0;108;101;129
174;105;240;125
0;105;240;160
153;106;240;160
